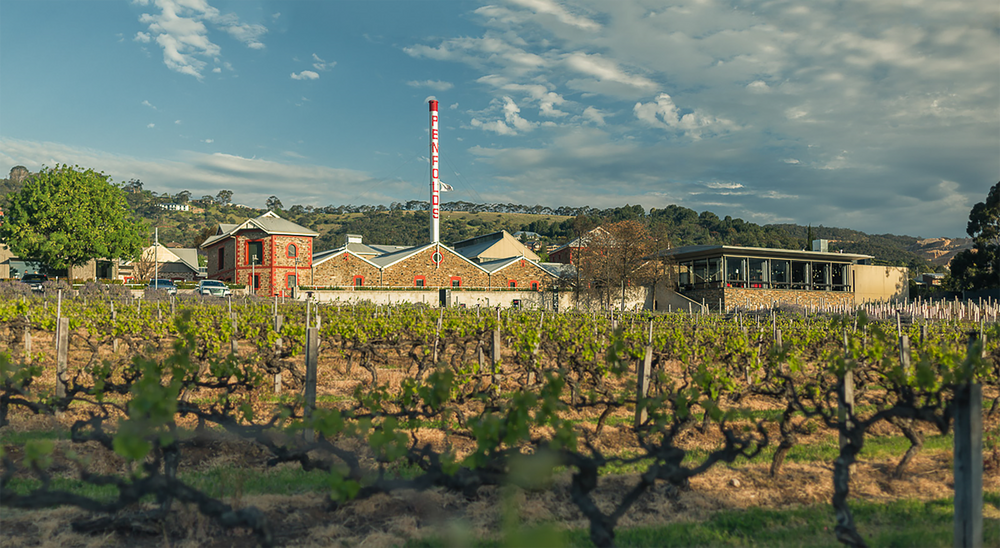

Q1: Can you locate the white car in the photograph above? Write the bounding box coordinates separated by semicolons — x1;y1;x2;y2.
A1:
197;279;232;297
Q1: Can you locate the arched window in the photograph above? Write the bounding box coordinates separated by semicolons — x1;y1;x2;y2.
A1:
287;243;298;258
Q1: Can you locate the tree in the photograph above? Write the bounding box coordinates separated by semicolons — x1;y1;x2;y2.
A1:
215;189;234;206
576;220;667;310
173;190;191;204
266;196;283;211
0;165;147;270
947;182;1000;291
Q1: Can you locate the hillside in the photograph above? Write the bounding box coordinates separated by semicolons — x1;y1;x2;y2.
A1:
0;166;950;271
769;224;948;272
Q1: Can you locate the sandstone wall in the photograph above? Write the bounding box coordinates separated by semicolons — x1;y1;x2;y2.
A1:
381;246;489;288
488;259;554;290
313;252;381;287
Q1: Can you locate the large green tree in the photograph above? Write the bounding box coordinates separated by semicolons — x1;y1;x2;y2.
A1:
947;182;1000;291
0;164;146;270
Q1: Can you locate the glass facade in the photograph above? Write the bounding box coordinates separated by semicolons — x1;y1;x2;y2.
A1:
676;253;853;292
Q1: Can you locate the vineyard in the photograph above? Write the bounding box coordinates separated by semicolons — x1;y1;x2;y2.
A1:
1;291;998;547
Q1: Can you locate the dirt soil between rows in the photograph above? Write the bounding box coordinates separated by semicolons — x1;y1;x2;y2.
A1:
3;422;998;548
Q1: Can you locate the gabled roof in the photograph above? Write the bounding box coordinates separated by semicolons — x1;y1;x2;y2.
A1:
539;262;576;278
451;230;540;262
140;244;200;273
476;256;557;278
312;247;381;269
200;211;317;248
550;226;611;256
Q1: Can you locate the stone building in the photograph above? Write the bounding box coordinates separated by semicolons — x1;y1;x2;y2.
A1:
200;211;317;296
309;233;556;290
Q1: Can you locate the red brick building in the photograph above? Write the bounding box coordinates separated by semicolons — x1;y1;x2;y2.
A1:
200;211;317;296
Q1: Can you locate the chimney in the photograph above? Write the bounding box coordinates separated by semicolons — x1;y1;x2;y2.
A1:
429;100;440;243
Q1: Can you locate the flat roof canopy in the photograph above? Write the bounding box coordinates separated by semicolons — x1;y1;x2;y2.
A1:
658;245;872;264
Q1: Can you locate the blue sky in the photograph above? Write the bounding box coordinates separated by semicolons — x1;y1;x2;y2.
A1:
1;0;997;238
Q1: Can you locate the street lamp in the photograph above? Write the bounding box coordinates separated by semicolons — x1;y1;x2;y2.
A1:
251;254;257;297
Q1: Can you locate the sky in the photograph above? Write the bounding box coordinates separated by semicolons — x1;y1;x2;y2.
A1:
1;0;997;239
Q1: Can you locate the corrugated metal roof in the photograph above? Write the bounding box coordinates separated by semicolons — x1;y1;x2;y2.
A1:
200;212;316;248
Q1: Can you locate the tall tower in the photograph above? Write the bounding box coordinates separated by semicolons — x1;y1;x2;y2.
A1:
429;100;440;243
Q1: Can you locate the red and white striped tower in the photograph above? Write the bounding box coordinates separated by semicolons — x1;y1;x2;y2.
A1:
429;99;440;243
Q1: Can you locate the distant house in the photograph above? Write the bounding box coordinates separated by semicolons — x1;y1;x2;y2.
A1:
158;203;190;212
549;227;611;265
200;211;318;296
119;243;203;282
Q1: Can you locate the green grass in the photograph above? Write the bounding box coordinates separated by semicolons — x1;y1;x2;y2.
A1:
407;492;1000;548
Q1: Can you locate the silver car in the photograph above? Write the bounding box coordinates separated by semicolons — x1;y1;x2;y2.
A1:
148;279;178;295
197;279;232;297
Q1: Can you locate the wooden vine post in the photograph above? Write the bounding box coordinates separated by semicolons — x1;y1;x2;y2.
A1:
303;326;319;442
230;313;239;355
954;334;984;548
273;314;283;395
55;317;70;402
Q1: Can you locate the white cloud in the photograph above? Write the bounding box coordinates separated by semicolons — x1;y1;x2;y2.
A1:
0;138;380;209
134;31;151;43
582;106;606;125
507;0;600;31
174;120;182;125
704;181;744;190
633;94;737;139
562;52;657;93
311;53;334;71
407;80;454;91
141;100;157;110
135;0;268;79
291;71;319;80
146;123;155;128
202;139;213;143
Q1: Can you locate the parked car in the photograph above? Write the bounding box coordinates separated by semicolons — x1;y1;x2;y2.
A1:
197;279;232;297
20;273;48;292
147;279;178;295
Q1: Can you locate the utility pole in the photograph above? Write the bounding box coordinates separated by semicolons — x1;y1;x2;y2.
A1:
251;254;256;297
154;227;158;282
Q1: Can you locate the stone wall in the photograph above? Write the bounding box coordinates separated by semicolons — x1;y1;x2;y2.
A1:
725;287;854;310
488;259;554;290
272;235;314;269
207;239;238;280
381;245;489;288
313;252;381;287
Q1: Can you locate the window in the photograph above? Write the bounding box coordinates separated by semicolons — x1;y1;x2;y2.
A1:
414;276;426;287
771;260;789;289
287;274;297;288
530;281;539;291
247;241;263;265
749;258;767;288
287;243;298;258
354;275;364;287
508;280;516;289
218;247;225;270
253;275;260;290
725;257;745;287
450;276;461;288
791;261;809;289
812;262;830;290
